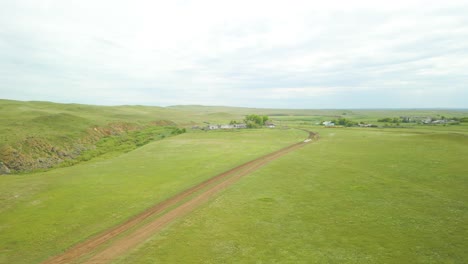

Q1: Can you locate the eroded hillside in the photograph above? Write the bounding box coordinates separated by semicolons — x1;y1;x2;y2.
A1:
0;100;189;173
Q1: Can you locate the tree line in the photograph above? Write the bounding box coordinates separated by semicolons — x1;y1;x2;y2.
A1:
230;114;270;128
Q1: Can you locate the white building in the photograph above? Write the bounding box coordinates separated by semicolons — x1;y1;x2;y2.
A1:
322;121;335;127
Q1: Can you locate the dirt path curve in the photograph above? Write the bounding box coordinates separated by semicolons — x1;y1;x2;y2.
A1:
43;131;318;264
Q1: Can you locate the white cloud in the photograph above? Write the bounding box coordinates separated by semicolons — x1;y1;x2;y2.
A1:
268;87;342;99
0;0;467;108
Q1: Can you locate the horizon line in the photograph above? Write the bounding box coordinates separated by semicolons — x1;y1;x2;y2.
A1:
1;98;467;111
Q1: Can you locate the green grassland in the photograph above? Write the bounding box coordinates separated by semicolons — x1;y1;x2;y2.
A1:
117;127;468;264
0;128;306;264
1;99;468;263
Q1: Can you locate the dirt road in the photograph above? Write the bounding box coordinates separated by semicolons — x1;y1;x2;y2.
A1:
43;131;318;264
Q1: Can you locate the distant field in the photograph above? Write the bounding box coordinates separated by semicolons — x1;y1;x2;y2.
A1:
117;126;468;264
1;99;466;147
0;129;306;264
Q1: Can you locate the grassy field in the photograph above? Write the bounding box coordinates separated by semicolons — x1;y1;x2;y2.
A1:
1;99;468;263
0;129;306;264
117;126;468;264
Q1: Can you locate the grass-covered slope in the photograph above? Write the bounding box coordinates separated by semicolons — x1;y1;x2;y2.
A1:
0;128;307;264
118;127;468;264
0;99;193;173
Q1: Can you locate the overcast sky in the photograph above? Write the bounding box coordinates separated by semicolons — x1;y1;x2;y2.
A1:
1;0;467;108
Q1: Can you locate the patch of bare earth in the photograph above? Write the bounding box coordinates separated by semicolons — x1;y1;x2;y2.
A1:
42;132;318;264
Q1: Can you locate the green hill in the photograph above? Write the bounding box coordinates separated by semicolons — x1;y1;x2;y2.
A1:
0;100;190;173
1;99;467;174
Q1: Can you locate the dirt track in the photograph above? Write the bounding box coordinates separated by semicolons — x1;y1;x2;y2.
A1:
42;131;318;264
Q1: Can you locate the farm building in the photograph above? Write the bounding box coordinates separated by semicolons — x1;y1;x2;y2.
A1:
207;124;247;130
233;123;247;128
322;121;335;127
358;123;374;127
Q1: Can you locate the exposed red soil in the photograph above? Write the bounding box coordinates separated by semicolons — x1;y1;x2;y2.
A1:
42;131;318;264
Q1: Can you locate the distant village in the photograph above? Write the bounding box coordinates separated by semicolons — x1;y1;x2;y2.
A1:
321;116;462;128
192;114;277;130
379;116;461;125
321;121;377;127
193;115;463;131
194;122;276;130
